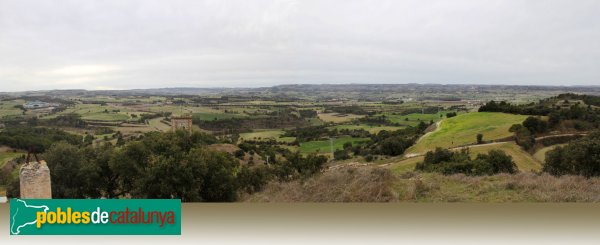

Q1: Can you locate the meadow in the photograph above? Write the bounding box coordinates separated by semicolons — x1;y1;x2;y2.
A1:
299;136;370;153
406;112;528;154
382;111;454;126
0;99;25;118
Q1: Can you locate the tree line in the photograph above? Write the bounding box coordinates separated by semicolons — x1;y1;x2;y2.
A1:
5;130;327;201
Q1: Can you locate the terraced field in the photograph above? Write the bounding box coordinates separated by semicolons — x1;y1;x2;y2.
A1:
406;112;528;154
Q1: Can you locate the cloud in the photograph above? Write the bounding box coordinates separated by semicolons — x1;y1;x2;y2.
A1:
50;65;118;77
0;0;599;91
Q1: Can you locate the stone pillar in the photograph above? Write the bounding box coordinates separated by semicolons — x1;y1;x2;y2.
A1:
19;160;52;199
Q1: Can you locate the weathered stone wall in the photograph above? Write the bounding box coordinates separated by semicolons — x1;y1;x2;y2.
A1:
171;117;193;132
19;160;52;199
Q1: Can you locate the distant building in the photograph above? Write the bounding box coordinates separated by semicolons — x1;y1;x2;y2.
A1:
171;115;193;132
23;101;52;109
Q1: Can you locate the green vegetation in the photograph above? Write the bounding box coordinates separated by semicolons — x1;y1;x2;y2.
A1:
0;152;22;169
3;88;600;202
407;112;528;154
382;111;452;126
300;136;369;154
192;112;247;121
317;113;364;123
544;132;600;177
0;99;25;118
464;143;541;172
415;148;517;176
239;130;296;143
0;127;83;152
330;124;404;134
533;144;565;163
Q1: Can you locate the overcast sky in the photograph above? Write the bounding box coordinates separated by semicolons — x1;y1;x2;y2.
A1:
1;0;599;91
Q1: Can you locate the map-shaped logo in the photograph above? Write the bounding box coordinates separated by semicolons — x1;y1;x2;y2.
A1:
10;199;49;235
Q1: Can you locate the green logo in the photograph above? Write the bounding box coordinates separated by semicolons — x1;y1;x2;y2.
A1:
9;199;181;235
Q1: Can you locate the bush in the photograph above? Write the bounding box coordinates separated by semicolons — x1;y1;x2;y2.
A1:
416;148;517;176
544;132;600;177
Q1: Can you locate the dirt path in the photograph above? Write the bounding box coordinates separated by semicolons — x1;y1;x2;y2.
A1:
415;120;442;144
328;132;589;172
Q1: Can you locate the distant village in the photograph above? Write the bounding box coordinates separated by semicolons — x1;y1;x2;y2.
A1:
22;100;57;110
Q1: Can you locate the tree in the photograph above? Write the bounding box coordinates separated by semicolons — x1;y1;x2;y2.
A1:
474;150;517;175
523;116;548;134
334;149;351;160
544;132;600;177
514;127;535;150
446;112;457;118
43;142;98;198
416;148;516;176
476;134;484;144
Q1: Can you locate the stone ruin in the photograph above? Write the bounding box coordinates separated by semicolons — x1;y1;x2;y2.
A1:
171;114;193;132
19;157;52;199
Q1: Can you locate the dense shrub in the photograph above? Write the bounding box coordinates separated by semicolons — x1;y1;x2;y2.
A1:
415;148;517;176
544;132;600;177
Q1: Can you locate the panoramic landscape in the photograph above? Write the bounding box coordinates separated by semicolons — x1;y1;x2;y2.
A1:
2;84;600;202
1;1;600;205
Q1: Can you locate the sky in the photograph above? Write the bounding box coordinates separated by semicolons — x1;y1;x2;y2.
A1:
0;0;599;92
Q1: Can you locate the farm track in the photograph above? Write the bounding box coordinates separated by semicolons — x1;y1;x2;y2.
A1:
327;132;589;171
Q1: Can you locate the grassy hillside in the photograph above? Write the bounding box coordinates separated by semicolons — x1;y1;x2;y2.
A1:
407;112;528;154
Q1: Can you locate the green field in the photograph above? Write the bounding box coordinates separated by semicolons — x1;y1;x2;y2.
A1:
299;136;370;153
407;112;528;154
0;99;25;118
382;111;454;126
330;124;404;134
240;130;296;143
47;103;132;121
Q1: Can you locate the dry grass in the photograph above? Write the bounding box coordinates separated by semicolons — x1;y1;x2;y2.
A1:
396;172;600;202
246;166;600;202
207;144;240;154
245;167;398;202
